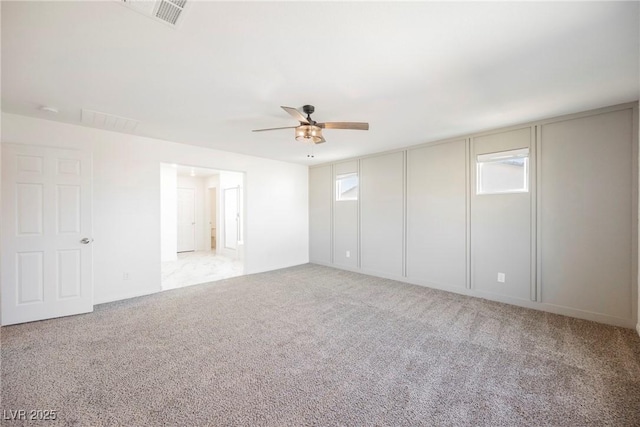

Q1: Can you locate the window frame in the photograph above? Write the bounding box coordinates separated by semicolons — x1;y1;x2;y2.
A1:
476;148;530;195
335;172;359;201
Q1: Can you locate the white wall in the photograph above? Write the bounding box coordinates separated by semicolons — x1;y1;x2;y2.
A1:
1;113;309;304
160;164;177;261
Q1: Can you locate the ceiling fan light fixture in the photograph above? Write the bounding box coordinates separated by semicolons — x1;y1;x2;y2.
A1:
252;105;369;145
295;125;323;143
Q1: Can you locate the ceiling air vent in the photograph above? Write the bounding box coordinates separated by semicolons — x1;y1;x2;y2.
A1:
155;0;185;26
81;109;139;133
120;0;188;28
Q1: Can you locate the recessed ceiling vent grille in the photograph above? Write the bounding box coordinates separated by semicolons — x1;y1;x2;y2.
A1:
120;0;188;28
155;0;185;25
81;109;139;133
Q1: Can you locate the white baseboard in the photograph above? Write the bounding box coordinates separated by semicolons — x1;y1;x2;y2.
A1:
94;288;159;305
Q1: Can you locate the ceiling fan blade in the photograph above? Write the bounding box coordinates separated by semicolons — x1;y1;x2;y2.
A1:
319;122;369;130
252;126;299;132
281;106;309;124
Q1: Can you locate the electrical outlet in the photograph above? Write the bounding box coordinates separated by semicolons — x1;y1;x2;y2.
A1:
346;250;351;258
497;272;505;283
123;272;130;280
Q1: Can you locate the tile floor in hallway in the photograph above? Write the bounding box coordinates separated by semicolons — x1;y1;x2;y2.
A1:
161;250;244;290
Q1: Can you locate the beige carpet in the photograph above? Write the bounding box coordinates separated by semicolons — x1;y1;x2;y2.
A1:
2;264;640;426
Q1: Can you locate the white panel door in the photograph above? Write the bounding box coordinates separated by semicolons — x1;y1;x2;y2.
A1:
224;187;239;250
2;144;93;325
177;188;195;252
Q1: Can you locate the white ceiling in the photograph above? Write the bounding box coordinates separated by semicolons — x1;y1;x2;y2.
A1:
2;1;638;165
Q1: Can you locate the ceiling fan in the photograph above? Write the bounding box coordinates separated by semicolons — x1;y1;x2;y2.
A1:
252;105;369;144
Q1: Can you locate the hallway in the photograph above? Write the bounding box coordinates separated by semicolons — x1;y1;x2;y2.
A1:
161;250;243;290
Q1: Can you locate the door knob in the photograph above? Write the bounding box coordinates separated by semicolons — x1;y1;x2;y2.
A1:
80;238;94;244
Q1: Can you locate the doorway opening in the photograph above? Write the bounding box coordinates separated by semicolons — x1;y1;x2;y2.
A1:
160;163;244;290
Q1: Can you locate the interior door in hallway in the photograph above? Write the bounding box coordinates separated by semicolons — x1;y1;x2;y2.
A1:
177;188;195;252
1;144;93;325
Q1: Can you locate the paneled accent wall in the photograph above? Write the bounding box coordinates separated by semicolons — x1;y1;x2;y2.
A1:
406;139;467;289
360;152;405;277
539;109;635;319
309;103;638;328
332;161;359;269
471;127;534;301
309;165;332;265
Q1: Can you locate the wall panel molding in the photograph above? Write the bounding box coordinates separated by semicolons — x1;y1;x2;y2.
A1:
309;102;639;329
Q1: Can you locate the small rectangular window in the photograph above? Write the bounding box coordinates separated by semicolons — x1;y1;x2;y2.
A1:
336;172;358;201
477;148;529;195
